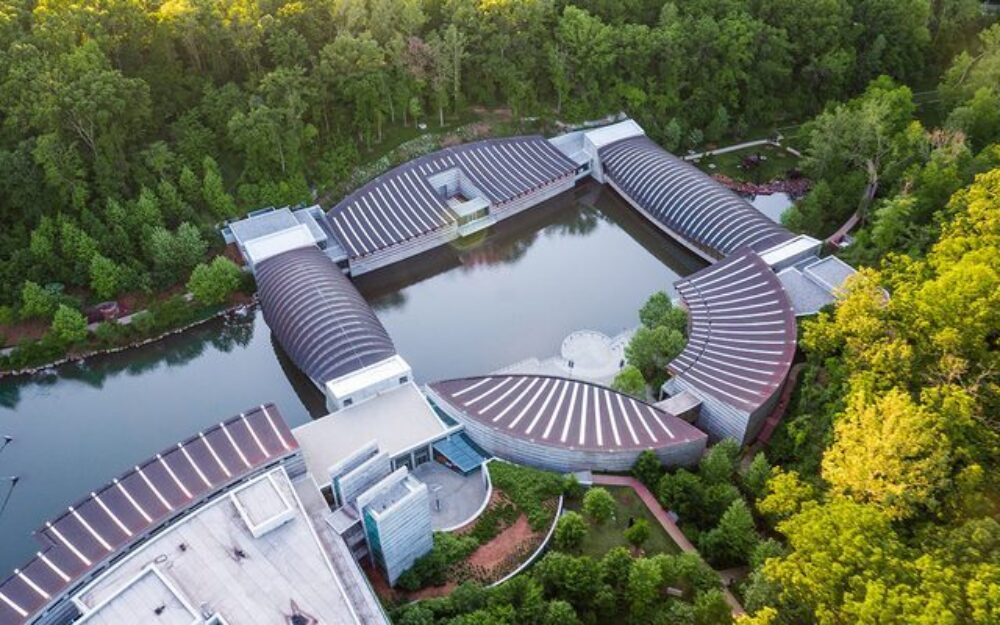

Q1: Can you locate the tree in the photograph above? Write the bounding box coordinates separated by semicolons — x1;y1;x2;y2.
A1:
624;519;651;550
742;453;772;501
612;365;646;398
582;488;616;525
89;254;122;300
554;511;587;552
756;469;816;524
543;600;581;625
201;157;237;217
187;256;242;306
699;439;740;485
822;388;952;521
631;449;662;488
50;304;87;344
20;281;58;320
625;325;686;390
626;557;662;622
147;222;207;286
638;290;687;334
657;469;706;521
699;499;759;567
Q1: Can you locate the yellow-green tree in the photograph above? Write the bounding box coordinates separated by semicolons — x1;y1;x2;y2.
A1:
821;388;951;520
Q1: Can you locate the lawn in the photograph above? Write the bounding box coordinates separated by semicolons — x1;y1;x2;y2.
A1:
567;486;680;558
694;143;800;183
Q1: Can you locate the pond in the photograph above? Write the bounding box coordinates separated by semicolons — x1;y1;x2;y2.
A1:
750;192;794;224
0;181;704;572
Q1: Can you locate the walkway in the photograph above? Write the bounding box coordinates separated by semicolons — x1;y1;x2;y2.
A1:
592;474;746;617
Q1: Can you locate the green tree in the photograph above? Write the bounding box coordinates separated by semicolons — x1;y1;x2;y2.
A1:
89;254;122;300
611;365;646;398
582;487;616;525
201;156;237;217
50;304;87;344
699;499;759;567
20;281;58;320
638;290;687;334
625;325;686;390
631;449;663;489
554;511;587;552
699;439;740;485
187;256;242;306
624;519;651;550
543;600;580;625
742;453;772;501
147;222;207;286
626;557;662;623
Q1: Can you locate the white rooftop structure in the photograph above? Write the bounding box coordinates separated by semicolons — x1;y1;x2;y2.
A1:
758;234;823;270
293;383;455;487
324;354;413;412
241;224;315;268
581;119;646;150
225;206;332;268
70;466;387;625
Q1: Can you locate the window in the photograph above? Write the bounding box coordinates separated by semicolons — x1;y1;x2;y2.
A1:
414;448;430;466
399;376;408;384
343;398;353;407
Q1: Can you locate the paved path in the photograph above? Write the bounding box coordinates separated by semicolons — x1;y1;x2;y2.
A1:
592;474;746;617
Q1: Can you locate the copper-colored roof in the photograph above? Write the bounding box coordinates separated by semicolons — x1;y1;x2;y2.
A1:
255;247;396;385
429;375;706;451
0;404;297;625
599;136;793;257
668;250;797;414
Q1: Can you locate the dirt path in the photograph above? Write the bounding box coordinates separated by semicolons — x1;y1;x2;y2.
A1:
592;474;745;617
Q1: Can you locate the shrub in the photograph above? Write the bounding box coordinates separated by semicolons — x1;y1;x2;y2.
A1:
582;487;616;525
489;462;564;531
396;532;478;590
554;511;587;552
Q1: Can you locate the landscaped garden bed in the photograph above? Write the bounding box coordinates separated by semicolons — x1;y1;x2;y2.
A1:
373;462;565;603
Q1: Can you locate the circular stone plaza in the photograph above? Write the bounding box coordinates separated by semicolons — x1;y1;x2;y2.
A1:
0;120;856;625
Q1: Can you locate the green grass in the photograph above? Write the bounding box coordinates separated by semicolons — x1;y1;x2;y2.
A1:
694;143;800;183
567;486;680;558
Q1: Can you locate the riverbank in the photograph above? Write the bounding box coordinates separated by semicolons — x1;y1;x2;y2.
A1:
0;294;255;378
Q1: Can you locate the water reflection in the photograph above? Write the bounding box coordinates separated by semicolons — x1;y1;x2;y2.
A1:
0;181;706;572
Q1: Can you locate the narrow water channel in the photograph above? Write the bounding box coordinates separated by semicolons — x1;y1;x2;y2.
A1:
0;181;704;571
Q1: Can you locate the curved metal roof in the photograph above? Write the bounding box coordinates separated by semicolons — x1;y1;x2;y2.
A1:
255;247;396;385
599;136;793;257
326;136;577;259
668;250;797;414
428;375;706;451
0;404;297;625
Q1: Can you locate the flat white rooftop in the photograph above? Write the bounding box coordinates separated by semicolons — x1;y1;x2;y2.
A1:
325;354;411;400
294;383;452;487
72;467;380;625
582;119;645;150
758;234;822;269
242;224;316;267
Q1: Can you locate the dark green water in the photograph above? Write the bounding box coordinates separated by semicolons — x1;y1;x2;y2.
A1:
0;182;703;572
